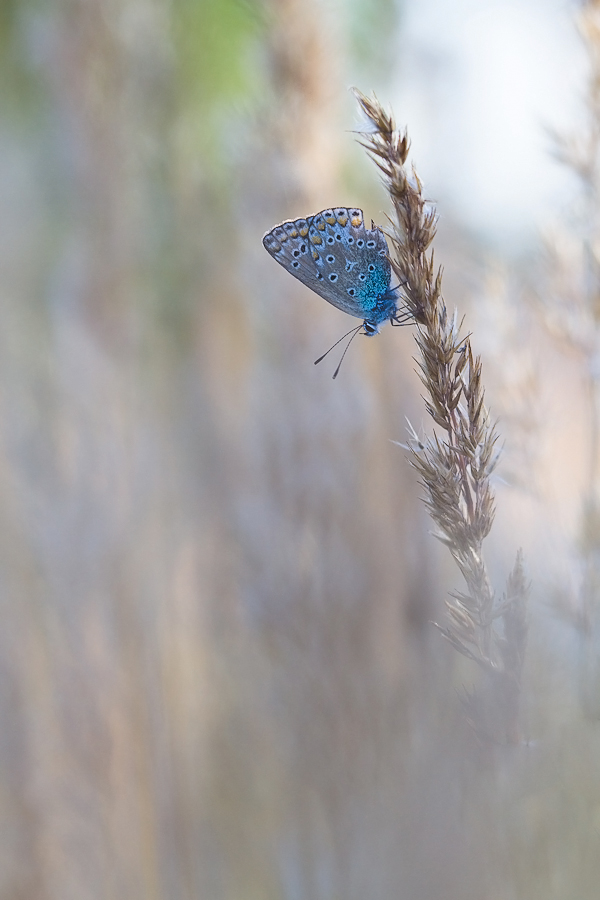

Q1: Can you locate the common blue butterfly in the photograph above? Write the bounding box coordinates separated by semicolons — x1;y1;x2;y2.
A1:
262;207;406;337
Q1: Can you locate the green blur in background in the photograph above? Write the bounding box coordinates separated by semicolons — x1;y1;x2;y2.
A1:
0;1;599;898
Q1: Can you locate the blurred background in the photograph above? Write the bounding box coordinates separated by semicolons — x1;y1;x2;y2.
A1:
1;0;600;897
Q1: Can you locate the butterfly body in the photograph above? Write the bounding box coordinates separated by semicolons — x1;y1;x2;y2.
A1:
263;207;400;334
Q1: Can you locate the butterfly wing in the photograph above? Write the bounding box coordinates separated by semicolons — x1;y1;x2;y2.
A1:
263;207;393;323
262;215;320;301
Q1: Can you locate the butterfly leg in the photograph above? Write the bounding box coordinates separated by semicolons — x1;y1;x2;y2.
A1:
390;310;413;327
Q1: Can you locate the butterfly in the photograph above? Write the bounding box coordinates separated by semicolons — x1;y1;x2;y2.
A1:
262;207;409;330
263;207;408;375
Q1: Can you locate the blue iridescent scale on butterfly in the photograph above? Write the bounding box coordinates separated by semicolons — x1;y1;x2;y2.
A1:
262;207;400;335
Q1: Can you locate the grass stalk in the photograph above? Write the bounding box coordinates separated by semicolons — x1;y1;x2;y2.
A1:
353;89;529;743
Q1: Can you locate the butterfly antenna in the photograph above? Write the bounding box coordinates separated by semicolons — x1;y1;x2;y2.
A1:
332;325;363;379
314;324;363;367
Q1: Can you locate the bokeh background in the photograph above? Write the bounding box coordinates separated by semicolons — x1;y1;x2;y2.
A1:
1;0;600;898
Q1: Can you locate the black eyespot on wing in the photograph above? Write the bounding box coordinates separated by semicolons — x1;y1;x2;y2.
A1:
326;236;335;244
367;240;376;248
329;273;338;282
316;273;323;281
347;237;354;244
358;273;366;281
292;261;300;268
347;288;356;296
292;249;300;257
335;234;342;241
326;255;335;263
357;239;364;248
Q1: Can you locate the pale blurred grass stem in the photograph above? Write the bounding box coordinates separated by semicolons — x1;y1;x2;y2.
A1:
541;0;600;716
